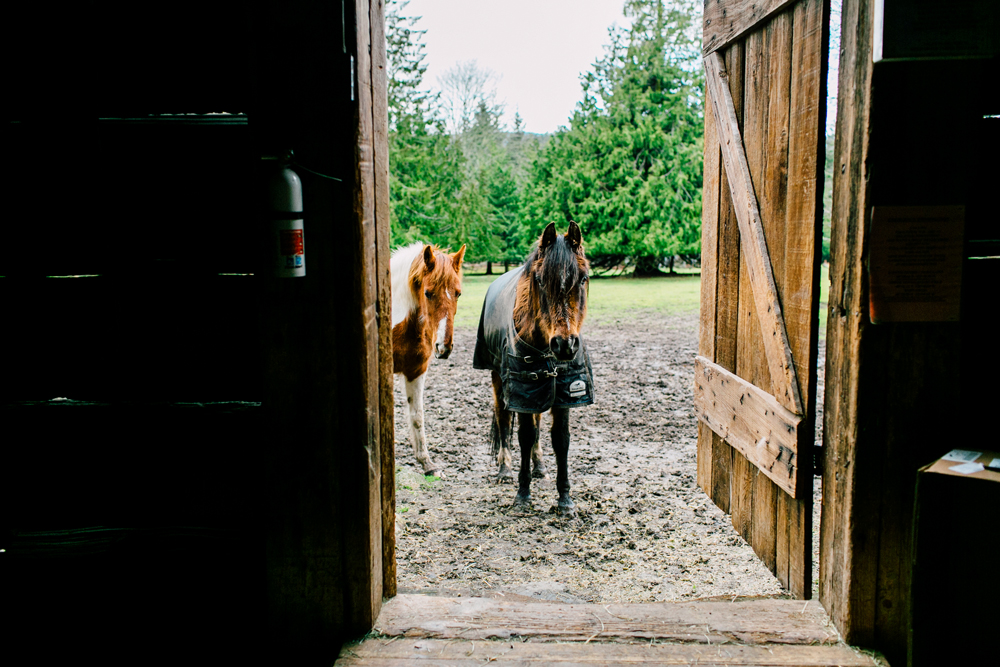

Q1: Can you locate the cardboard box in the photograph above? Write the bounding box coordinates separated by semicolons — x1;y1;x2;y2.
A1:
909;449;999;667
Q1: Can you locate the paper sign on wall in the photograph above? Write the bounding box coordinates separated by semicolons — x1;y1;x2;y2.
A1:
868;206;964;323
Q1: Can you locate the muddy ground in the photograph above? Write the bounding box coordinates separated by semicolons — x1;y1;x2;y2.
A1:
393;311;824;603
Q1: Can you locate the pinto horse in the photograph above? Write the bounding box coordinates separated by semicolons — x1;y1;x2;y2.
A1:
391;242;466;477
472;222;594;514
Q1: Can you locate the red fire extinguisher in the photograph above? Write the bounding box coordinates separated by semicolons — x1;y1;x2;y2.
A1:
267;151;305;278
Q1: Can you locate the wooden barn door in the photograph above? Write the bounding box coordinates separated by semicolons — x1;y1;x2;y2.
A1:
695;0;828;599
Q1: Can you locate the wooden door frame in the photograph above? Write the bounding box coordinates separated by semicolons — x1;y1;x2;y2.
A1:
260;0;393;659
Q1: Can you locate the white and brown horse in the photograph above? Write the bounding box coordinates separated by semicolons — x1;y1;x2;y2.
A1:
472;222;593;514
391;242;466;477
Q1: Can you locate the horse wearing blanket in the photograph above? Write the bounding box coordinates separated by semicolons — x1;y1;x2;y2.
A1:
473;222;594;514
392;242;466;477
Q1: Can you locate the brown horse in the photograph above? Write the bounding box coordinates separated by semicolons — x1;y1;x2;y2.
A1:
472;222;593;514
391;242;466;477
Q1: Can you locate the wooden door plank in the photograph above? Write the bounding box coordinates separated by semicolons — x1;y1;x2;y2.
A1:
775;485;791;589
750;12;794;573
703;0;798;56
373;595;841;645
731;24;767;550
783;0;828;601
338;638;877;666
704;50;804;416
711;41;747;517
697;66;723;496
694;356;801;497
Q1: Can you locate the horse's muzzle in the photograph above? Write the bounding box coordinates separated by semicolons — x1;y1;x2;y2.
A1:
435;343;452;359
550;335;579;361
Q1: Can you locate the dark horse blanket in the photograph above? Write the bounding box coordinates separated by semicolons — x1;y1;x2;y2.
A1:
473;267;596;414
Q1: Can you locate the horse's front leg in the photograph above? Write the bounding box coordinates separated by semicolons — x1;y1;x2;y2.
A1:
550;407;574;515
404;373;439;477
514;412;540;507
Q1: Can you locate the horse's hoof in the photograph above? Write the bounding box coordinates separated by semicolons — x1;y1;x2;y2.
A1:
513;492;531;508
497;465;515;484
531;463;548;479
556;497;576;517
424;469;441;479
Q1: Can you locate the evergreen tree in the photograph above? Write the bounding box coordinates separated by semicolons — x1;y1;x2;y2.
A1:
521;0;704;274
385;1;465;248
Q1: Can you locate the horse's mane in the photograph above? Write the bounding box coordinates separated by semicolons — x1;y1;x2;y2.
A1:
390;242;426;327
513;233;588;341
520;235;585;293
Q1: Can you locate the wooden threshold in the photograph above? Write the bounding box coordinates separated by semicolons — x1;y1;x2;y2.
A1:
336;594;879;666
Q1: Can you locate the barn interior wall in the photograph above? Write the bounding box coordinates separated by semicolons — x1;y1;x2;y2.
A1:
821;0;999;663
4;2;388;663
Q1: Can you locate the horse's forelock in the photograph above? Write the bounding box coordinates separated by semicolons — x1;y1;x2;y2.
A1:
411;246;462;299
530;235;586;292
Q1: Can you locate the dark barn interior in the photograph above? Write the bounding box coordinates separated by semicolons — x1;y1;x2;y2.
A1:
3;0;998;665
4;1;390;662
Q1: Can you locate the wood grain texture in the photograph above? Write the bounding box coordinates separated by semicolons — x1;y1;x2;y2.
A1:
352;0;383;625
711;41;747;517
696;52;722;496
373;595;841;645
704;50;804;416
698;0;827;601
819;0;875;645
731;24;766;556
694;357;801;497
369;0;396;601
338;638;876;666
703;0;798;56
748;15;788;572
782;0;828;601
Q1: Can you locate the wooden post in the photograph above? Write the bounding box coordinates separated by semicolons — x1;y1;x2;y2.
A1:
256;0;389;660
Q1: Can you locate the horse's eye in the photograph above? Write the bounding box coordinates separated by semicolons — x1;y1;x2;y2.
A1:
581;275;589;285
424;290;433;298
456;291;462;298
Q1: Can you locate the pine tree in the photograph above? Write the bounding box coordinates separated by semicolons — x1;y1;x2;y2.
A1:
385;1;465;248
521;0;704;275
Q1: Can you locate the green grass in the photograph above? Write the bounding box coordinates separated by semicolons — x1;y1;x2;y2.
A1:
456;270;702;328
458;263;831;332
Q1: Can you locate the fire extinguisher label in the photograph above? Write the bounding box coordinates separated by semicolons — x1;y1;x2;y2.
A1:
275;225;306;277
279;229;304;256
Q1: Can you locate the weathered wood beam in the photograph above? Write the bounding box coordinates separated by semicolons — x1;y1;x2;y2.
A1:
374;594;839;645
696;43;722;498
369;0;396;601
339;637;876;665
703;0;797;55
693;356;802;497
703;50;804;415
351;0;383;627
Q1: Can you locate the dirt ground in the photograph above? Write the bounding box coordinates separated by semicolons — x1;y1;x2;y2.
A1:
393;311;824;603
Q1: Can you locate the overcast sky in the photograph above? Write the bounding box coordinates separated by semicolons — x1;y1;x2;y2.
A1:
403;0;840;137
403;0;631;134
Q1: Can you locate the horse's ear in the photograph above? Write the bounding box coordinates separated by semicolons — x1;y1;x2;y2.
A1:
422;244;436;271
452;244;467;271
566;221;582;249
540;223;557;251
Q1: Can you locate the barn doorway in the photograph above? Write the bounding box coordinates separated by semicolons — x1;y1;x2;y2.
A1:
386;0;839;607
